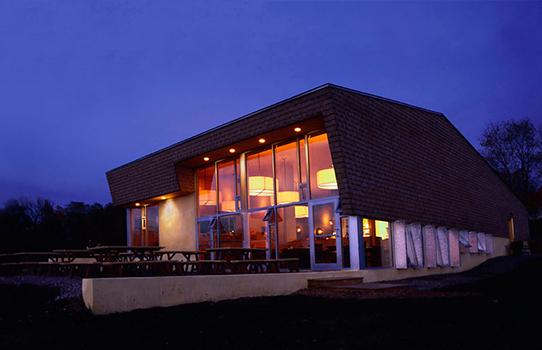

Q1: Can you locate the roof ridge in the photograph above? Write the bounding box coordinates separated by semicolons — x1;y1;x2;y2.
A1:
325;83;444;116
107;83;442;174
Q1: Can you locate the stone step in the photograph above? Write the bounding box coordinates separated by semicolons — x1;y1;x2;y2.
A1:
307;277;364;288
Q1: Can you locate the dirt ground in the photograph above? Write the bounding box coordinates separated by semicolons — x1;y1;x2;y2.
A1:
1;255;540;349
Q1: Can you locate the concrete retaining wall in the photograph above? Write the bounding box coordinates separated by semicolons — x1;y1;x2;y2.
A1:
82;237;508;315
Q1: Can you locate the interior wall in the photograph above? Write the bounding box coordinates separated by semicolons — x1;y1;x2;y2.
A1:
158;193;196;251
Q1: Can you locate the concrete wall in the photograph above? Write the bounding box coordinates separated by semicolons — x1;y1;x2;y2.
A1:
158;194;196;251
83;237;509;315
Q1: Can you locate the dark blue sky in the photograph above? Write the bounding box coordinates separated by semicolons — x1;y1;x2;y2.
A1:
1;1;541;206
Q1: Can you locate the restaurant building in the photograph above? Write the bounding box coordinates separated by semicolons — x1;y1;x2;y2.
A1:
106;84;528;272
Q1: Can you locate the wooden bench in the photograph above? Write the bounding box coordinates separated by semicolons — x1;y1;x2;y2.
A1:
230;258;300;274
193;260;230;275
99;261;176;277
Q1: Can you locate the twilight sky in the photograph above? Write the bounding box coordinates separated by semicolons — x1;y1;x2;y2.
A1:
1;1;541;206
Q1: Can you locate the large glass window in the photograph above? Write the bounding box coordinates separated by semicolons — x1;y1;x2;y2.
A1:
218;160;239;213
275;141;306;206
197;166;217;217
247;149;275;209
312;202;338;264
308;133;338;199
276;205;310;269
363;218;392;267
195;132;340;257
218;214;243;248
248;210;268;249
197;220;212;250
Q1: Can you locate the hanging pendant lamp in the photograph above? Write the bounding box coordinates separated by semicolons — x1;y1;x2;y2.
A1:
248;152;276;197
316;167;338;190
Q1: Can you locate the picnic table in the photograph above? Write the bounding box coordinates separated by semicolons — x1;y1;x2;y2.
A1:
52;249;95;262
205;247;267;261
153;250;205;261
87;246;163;262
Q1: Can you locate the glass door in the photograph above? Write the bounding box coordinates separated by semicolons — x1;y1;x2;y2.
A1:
309;199;342;270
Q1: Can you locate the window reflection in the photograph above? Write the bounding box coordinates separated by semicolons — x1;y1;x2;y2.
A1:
248;210;267;250
218;215;243;248
218;160;239;213
363;218;392;267
308;133;338;199
312;202;337;264
198;221;212;250
194;132;340;257
197;166;217;217
247;149;275;209
275;141;304;205
277;205;310;269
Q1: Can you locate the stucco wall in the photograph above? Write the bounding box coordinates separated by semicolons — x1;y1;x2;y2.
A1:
158;194;196;251
83;237;509;315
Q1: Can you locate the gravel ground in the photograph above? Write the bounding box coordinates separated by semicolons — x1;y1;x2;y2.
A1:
0;255;540;349
0;275;82;301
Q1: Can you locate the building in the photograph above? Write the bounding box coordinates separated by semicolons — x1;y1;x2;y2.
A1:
106;83;528;272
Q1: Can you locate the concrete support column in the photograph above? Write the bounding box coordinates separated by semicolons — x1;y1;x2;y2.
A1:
348;216;365;269
126;208;131;246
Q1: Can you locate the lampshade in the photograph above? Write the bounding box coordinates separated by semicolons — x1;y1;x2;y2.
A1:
248;176;275;196
199;190;216;206
316;167;338;190
294;206;308;218
277;191;300;204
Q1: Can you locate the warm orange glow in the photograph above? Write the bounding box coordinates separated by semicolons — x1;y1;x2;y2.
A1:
160;196;166;200
328;220;334;226
135;203;141;207
248;176;275;196
221;200;236;212
229;148;236;153
199;190;217;206
258;138;266;144
296;226;302;233
277;191;299;204
294;127;302;132
316;228;324;234
316;167;338;190
203;157;210;161
363;218;370;237
294;206;308;218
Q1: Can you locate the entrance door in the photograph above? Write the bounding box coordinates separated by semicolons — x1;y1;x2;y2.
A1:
309;199;342;270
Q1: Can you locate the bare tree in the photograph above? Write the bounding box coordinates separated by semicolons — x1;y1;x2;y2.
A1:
480;118;542;200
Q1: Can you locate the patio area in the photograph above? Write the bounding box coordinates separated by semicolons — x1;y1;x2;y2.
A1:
0;246;300;279
1;255;538;349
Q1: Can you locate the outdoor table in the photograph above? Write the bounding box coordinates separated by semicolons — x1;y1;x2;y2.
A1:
205;247;267;261
88;246;163;262
154;250;205;261
52;249;95;262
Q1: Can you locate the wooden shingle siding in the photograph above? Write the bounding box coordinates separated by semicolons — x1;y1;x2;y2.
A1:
329;88;528;240
106;84;528;240
106;88;335;206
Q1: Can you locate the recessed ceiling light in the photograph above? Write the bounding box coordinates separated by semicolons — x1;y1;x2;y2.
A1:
258;138;266;144
203;157;210;161
161;196;166;200
229;148;236;153
135;203;141;207
294;127;302;132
